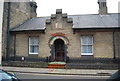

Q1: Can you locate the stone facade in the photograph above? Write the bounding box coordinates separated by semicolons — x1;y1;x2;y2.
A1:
2;2;37;59
9;11;116;62
114;31;120;58
2;0;119;63
13;31;114;59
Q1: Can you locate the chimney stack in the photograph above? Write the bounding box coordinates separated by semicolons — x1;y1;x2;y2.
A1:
98;0;108;15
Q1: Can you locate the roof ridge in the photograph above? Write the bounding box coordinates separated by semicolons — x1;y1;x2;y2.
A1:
10;13;119;32
68;13;119;16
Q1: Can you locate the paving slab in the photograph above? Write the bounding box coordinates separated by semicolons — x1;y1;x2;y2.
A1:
2;66;118;76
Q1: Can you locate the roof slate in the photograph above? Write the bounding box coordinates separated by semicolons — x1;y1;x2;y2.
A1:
10;13;119;32
11;17;49;31
70;13;119;29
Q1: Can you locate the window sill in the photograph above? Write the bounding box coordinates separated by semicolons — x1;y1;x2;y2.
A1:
29;54;38;57
81;55;94;59
29;53;38;54
81;53;93;55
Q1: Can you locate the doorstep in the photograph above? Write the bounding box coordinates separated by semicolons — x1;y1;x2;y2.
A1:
48;62;66;68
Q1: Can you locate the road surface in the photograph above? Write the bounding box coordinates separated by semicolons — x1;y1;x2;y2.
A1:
15;72;110;81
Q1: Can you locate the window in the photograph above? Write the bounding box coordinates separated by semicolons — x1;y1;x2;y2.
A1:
29;37;39;54
81;35;93;55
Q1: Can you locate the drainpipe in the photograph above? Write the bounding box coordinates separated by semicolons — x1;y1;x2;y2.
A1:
13;34;16;61
113;31;116;59
6;2;11;61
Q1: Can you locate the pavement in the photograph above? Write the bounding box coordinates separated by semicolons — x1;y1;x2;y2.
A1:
2;66;118;76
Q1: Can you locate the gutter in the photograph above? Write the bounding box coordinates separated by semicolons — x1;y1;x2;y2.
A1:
6;2;11;61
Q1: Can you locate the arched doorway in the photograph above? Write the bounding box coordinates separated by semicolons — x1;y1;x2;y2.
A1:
49;35;69;62
54;39;65;61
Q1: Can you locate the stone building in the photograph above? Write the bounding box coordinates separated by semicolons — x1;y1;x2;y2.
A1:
3;0;120;64
2;1;37;60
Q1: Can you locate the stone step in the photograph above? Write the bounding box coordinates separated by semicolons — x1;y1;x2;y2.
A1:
47;62;66;68
48;64;65;66
48;62;66;65
47;66;65;68
48;63;66;66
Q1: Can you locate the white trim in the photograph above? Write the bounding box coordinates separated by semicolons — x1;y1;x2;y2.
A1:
81;35;93;55
29;52;39;54
81;53;93;55
29;37;39;54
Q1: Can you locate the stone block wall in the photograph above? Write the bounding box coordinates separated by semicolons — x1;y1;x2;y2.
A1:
12;31;114;60
12;13;114;60
2;2;37;59
114;31;120;58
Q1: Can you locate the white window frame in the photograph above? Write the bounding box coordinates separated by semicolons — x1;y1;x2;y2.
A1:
29;36;39;54
81;35;93;55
